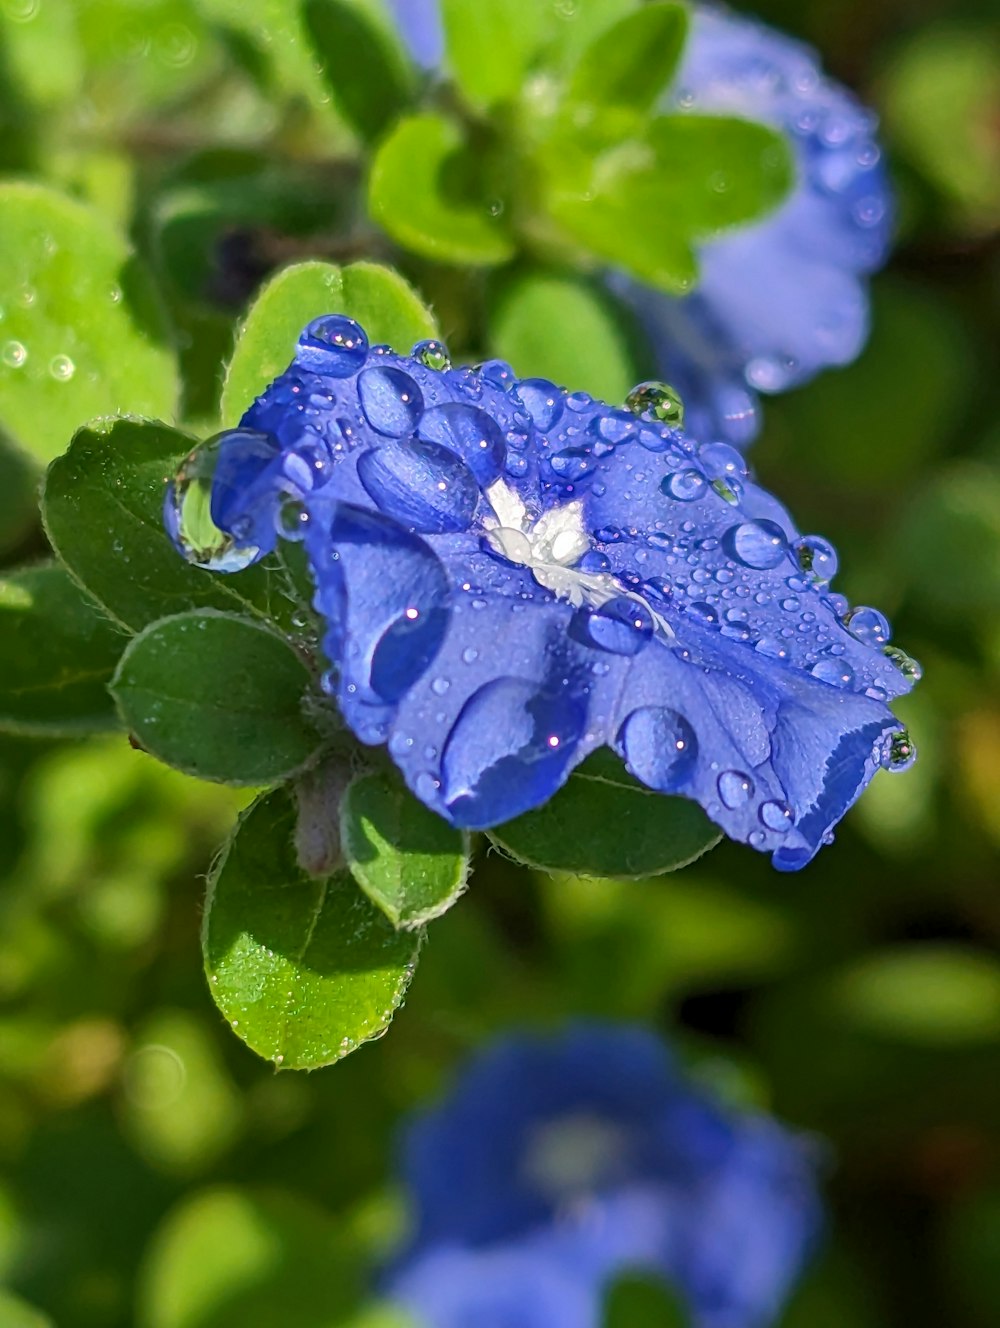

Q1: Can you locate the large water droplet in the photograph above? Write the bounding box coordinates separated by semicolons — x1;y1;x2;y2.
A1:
296;315;368;376
417;403;505;485
550;447;596;480
358;366;424;437
442;678;586;826
844;606;890;647
357;438;479;533
165;436;264;573
619;707;697;791
882;727;916;773
663;469;707;502
725;519;788;569
412;338;451;371
811;657;855;688
516;379;563;432
717;769;753;808
576;597;653;656
625;380;684;427
699;442;748;480
759;800;794;832
795;535;838;583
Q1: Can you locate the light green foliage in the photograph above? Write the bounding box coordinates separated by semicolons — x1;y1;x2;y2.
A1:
304;0;414;142
111;611;322;785
203;789;422;1068
603;1272;689;1327
341;770;471;928
489;269;640;404
221;260;439;421
441;0;551;109
491;750;721;878
0;183;177;463
566;3;688;113
0;562;126;736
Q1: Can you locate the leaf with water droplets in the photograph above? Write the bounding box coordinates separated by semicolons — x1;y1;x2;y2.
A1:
42;417;279;633
566;2;689;113
111;610;322;785
341;770;471;928
0;562;126;737
303;0;414;142
489;270;639;405
0;182;177;463
221;260;438;422
369;113;517;266
203;788;422;1069
489;749;720;878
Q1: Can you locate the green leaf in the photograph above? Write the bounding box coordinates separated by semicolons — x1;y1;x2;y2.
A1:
566;3;689;113
0;562;126;737
441;0;551;109
303;0;414;142
536;112;792;293
489;269;639;404
42;416;278;633
0;0;84;108
203;788;422;1069
0;434;38;556
369;113;516;266
0;1290;54;1328
341;770;470;928
490;750;720;878
221;259;439;421
111;610;321;785
0;182;177;463
546;0;638;70
603;1272;689;1328
136;1187;365;1328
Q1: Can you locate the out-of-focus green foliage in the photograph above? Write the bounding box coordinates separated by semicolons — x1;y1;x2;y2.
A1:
0;0;997;1324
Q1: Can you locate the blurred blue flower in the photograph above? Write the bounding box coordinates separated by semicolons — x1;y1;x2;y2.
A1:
386;0;443;70
387;1;893;447
169;317;918;870
387;1024;824;1328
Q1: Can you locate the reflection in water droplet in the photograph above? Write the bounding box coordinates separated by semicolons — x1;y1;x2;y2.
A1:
165;437;262;573
663;468;706;502
412;338;451;372
49;353;75;382
711;477;742;505
2;340;27;368
794;535;838;583
844;606;890;647
882;727;916;773
625;380;684;427
882;644;922;684
619;706;697;792
296;315;369;376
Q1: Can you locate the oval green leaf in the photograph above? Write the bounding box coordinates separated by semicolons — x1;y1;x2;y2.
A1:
303;0;414;143
369;113;516;266
111;610;321;785
0;181;177;463
203;788;422;1069
566;3;689;113
441;0;551;110
341;770;471;928
42;416;276;633
0;562;126;736
490;749;721;878
221;260;438;422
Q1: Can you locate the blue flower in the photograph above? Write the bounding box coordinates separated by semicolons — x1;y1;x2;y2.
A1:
386;1;893;447
386;1024;824;1328
168;316;918;871
614;5;893;446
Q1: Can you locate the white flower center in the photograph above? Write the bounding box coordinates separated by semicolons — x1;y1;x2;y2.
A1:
482;478;674;638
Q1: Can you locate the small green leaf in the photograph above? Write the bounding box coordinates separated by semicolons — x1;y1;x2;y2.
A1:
136;1187;365;1328
0;0;84;108
0;562;126;737
441;0;551;109
203;788;422;1069
546;0;638;69
490;749;720;878
0;181;177;463
603;1272;690;1328
111;610;321;785
341;770;471;928
42;417;276;633
221;260;438;421
303;0;414;142
490;269;639;404
0;434;38;556
369;113;516;266
566;3;689;113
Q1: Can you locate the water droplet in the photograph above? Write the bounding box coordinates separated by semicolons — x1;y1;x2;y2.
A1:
358;438;478;533
276;497;310;540
711;477;742;505
882;727;916;773
882;644;922;683
725;519;788;569
358;366;424;437
699;442;747;480
516;378;563;431
619;707;697;791
759;799;794;832
811;657;855;688
662;468;706;502
166;437;262;573
844;606;890;647
625;380;684;427
576;597;653;656
49;353;75;381
795;535;838;583
413;338;451;371
718;769;753;808
550;447;595;480
687;601;719;627
2;340;27;368
296;315;368;376
417;403;505;485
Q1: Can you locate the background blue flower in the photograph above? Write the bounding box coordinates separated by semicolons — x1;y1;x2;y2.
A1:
387;1023;823;1328
194;317;918;870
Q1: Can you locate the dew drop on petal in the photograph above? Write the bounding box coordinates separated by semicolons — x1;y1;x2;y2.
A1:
516;378;563;431
577;597;653;656
625;380;685;427
882;727;917;773
165;437;262;573
358;366;424;437
811;657;855;688
717;769;754;808
842;605;890;646
295;315;369;376
412;338;452;371
663;469;707;502
725;519;788;569
619;706;698;792
882;644;922;683
759;799;794;832
794;535;838;583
